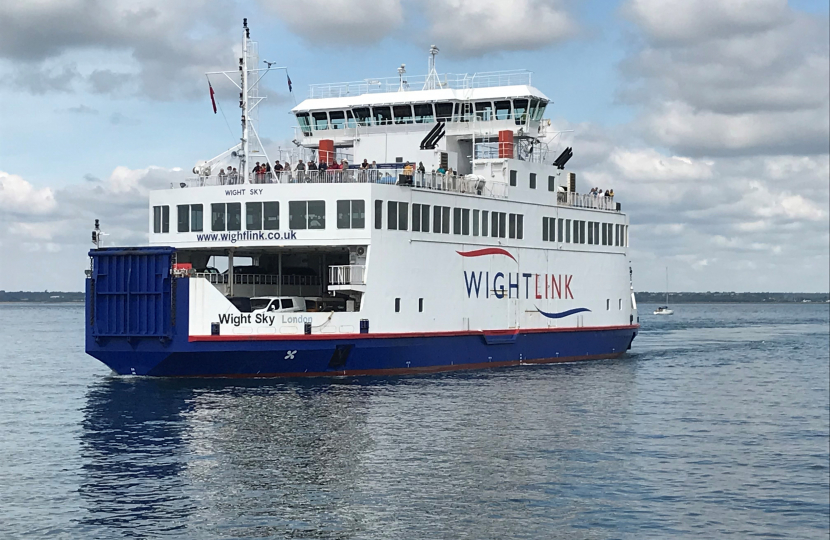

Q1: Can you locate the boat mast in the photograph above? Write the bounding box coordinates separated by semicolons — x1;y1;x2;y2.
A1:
240;19;250;184
665;267;669;306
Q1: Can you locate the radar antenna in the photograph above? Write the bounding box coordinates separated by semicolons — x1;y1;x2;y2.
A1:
423;45;440;90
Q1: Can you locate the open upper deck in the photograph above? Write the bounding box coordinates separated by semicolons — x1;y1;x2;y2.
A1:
305;70;534;100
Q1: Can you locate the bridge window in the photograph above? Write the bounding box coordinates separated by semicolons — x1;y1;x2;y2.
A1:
534;101;547;121
481;210;489;237
602;223;608;245
211;203;225;231
579;221;586;244
289;200;325;230
191;204;203;232
414;103;434;123
296;113;311;135
542;217;549;241
177;205;189;233
475;101;493;121
565;219;571;243
557;218;563;242
354;107;372;126
462;209;470;235
433;206;450;234
473;209;480;236
513;99;528;125
330;110;346;129
453;208;462;234
494;100;511;120
372;106;392;126
529;173;536;189
588;221;594;245
435;102;454;122
393;105;414;124
312;112;328;130
337;200;365;229
346;110;356;128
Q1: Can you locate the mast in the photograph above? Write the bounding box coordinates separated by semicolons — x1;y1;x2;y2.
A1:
665;267;669;306
240;18;250;184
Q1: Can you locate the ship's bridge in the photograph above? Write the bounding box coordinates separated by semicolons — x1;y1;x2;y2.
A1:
291;70;550;169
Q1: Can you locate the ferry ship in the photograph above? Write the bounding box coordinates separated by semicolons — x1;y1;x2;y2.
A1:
85;21;639;377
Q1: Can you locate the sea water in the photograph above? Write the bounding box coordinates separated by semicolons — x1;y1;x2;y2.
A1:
0;303;827;539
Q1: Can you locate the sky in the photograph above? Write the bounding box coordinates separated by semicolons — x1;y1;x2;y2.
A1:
0;0;828;293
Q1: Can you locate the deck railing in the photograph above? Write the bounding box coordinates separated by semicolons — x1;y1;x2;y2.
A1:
328;265;366;286
180;170;509;198
308;70;532;99
194;273;320;286
557;192;618;212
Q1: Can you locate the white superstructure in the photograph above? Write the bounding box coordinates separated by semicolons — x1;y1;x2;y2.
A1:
146;23;637;340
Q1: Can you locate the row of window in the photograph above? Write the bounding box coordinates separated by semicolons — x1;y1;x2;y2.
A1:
153;202;625;247
508;170;557;190
154;200;365;233
394;298;424;313
542;217;628;247
296;98;548;133
376;200;524;239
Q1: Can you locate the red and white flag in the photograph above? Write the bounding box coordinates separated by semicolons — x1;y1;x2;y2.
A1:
209;81;217;114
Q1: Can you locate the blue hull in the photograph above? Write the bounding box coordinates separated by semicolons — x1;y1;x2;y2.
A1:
85;259;638;378
87;327;638;377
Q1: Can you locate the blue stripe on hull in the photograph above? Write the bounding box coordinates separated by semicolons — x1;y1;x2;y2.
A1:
87;328;637;377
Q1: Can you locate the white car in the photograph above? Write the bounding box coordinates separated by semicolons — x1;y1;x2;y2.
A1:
250;296;306;314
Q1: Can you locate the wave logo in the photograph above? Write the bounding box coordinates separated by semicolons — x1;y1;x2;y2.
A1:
456;248;517;262
534;306;591;319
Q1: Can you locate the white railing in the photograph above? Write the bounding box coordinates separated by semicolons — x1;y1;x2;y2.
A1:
194;273;320;286
557;192;618;212
329;265;365;286
308;70;532;99
178;170;508;198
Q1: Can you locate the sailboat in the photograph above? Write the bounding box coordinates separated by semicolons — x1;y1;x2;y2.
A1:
654;267;674;315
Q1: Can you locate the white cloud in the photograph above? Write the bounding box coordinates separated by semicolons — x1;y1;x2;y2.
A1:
258;0;403;45
0;0;236;100
621;0;829;157
424;0;576;56
0;171;57;214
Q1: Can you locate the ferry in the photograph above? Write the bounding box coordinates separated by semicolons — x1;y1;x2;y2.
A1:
84;20;639;377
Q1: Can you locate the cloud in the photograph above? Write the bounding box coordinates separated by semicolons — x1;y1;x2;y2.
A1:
0;0;237;100
62;104;99;115
257;0;577;55
257;0;403;45
621;0;829;157
424;0;577;57
109;112;140;126
0;172;57;215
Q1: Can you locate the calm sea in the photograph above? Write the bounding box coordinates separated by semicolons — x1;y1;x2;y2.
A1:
0;303;827;539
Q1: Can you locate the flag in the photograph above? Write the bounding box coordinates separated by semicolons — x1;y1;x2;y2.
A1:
209;81;217;114
287;73;293;93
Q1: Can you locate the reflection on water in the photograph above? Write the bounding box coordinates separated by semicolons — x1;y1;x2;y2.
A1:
77;365;641;539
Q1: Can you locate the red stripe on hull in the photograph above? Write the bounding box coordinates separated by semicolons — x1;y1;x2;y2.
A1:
190;324;640;342
171;351;626;378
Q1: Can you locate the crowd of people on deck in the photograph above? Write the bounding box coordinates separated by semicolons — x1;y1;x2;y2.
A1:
589;186;614;198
